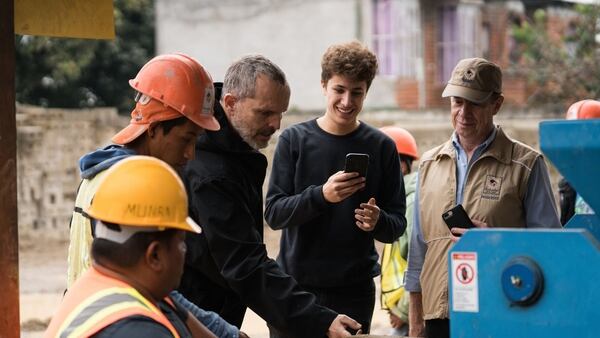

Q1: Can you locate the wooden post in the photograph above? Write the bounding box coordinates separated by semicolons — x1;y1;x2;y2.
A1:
0;0;21;336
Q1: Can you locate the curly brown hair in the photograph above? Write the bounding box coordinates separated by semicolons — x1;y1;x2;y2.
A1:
321;41;379;90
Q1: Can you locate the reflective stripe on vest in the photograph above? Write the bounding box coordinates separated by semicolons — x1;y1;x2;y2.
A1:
380;240;407;310
46;266;184;338
56;286;180;338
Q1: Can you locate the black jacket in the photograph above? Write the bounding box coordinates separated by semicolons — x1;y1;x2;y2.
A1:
558;177;576;225
178;83;337;337
265;119;406;287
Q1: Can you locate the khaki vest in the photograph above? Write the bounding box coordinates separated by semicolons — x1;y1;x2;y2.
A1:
418;127;540;319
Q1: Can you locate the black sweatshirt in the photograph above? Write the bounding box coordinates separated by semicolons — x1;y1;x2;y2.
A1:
179;84;337;338
265;119;407;288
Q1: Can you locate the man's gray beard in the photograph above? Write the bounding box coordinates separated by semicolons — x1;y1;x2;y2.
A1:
229;114;265;150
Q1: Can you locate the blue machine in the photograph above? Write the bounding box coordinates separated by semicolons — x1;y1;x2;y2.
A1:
449;119;600;338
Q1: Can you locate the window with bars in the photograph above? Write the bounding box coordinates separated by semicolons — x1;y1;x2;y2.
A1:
372;0;420;77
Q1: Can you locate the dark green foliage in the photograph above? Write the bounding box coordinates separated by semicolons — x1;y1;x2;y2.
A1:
511;4;600;112
15;0;155;114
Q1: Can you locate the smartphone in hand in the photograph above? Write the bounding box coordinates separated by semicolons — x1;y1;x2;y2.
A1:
442;204;475;230
344;153;369;178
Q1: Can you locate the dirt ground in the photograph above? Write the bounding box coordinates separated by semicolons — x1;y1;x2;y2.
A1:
18;228;395;338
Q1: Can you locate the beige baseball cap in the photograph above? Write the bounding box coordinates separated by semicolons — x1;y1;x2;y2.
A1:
441;57;502;104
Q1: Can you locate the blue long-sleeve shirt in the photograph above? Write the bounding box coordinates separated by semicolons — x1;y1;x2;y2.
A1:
170;291;239;338
405;128;561;292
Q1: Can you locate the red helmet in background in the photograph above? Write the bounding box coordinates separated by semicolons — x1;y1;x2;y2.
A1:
566;100;600;120
379;126;419;159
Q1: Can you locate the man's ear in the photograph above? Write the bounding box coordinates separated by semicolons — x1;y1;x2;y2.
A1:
222;94;237;114
145;241;165;272
493;95;505;116
147;122;161;138
321;80;328;95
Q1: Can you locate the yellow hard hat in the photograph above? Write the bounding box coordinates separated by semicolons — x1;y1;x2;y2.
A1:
86;156;201;234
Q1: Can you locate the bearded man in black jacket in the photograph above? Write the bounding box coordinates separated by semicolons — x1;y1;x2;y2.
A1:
179;54;361;338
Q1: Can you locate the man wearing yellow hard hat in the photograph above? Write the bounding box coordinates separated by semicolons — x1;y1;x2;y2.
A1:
45;156;216;338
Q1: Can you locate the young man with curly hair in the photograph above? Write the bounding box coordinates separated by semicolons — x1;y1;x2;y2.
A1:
265;41;407;335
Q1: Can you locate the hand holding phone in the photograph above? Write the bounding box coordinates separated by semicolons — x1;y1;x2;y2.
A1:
344;153;369;178
442;204;475;230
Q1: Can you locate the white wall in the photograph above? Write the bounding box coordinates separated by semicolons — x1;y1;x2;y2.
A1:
156;0;398;112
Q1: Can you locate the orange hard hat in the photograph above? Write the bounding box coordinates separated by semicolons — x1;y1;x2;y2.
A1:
379;126;419;159
113;54;219;144
566;99;600;120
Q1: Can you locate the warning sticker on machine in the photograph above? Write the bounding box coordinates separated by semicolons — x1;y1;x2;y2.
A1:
451;252;479;312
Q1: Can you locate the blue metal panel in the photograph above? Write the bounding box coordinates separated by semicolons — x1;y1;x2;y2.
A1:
449;229;600;338
540;119;600;213
565;214;600;242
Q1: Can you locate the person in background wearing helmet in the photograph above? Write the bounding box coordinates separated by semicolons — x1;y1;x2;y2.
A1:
179;54;362;338
46;156;217;338
558;99;600;224
66;54;245;337
379;126;419;337
264;41;406;336
405;58;561;338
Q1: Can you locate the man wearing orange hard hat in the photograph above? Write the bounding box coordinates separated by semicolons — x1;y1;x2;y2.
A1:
379;126;419;337
46;156;216;338
558;99;600;224
65;54;246;337
68;53;218;287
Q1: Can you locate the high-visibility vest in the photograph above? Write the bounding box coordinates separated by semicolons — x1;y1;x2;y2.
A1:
380;239;407;310
67;169;110;287
45;266;181;338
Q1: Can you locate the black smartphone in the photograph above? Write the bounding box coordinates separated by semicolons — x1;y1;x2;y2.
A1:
442;204;475;230
344;153;369;178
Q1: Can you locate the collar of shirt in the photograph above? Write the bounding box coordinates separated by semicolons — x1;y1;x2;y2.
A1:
451;126;498;204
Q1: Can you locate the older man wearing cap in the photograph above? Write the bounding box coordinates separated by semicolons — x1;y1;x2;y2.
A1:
46;156;218;338
405;57;560;338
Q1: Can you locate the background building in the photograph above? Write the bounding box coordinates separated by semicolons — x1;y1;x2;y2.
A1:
156;0;582;111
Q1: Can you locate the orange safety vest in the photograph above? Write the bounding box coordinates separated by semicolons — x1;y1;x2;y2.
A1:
44;266;181;338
